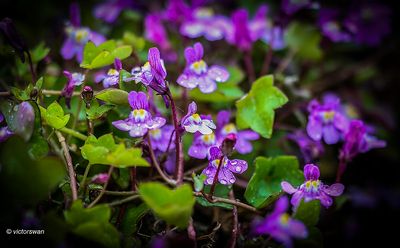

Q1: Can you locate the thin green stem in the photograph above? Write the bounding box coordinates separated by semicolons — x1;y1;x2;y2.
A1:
59;127;88;141
108;194;141;207
88;166;114;208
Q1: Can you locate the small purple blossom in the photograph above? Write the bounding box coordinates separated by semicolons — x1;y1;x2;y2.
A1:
287;130;324;163
202;146;248;185
180;7;232;41
181;102;216;135
318;8;352;43
262;25;286;50
0;112;13;143
61;3;105;62
177;42;229;93
306;95;349;144
252;196;308;248
281;0;313;15
217;110;259;154
149;125;175;152
94;0;131;23
344;3;391;46
340;120;386;162
188;115;217;159
61;70;85;108
91;173;109;184
95;58;122;88
163;0;191;24
112;91;166;137
282;164;345;208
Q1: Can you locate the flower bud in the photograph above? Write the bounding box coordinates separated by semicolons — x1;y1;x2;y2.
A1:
221;133;237;156
81;86;93;108
91;173;109;184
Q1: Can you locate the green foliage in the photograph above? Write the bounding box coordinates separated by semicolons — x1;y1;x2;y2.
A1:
120;203;149;235
64;201;120;248
31;42;50;63
294;200;321;227
138;182;195;228
196;184;233;210
285;22;322;61
189;66;244;103
244;156;303;208
95;88;129;105
122;31;145;52
10;77;43;101
192;173;207;192
80;40;132;69
41;101;70;129
85;100;114;120
80;133;149;167
236;75;288;138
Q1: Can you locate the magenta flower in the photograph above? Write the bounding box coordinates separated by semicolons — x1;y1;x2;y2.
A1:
61;3;105;62
180;7;232;41
125;47;168;96
318;8;352;43
306;95;349;144
149;125;175;152
216;110;259;154
281;0;313;15
0;112;13;143
61;70;85;108
181;102;216;135
282;164;345;208
287;130;324;163
344;3;391;46
94;0;131;23
91;173;109;184
340;120;386;162
95;58;122;88
163;0;191;24
252;196;308;248
188;115;217;159
261;25;286;50
112;91;166;137
202;146;248;185
145;14;177;61
177;42;229;93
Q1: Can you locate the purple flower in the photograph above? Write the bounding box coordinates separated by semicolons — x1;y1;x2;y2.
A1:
145;14;177;61
281;164;345;208
181;102;216;135
180;8;232;41
163;0;192;24
112;91;166;137
252;196;308;248
188;115;217;159
95;58;122;88
281;0;313;15
216;110;259;154
287;130;324;163
226;5;269;51
61;70;85;108
202;146;248;185
344;3;391;46
318;8;352;43
0;112;13;143
149;125;175;152
177;42;229;93
262;25;286;50
94;0;131;23
91;173;109;184
340;120;386;161
306;95;349;144
125;47;168;96
61;3;105;62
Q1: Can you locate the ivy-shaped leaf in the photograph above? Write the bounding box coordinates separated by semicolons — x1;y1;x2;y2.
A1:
43;101;70;129
294;200;321;227
236;75;288;138
139;182;195;228
196;184;233;210
120;203;149;236
95;88;129;105
86;100;114;120
80;40;132;69
244;156;303;208
107;144;149;167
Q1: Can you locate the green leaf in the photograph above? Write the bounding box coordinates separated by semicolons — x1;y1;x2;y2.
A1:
196;184;233;210
294;200;321;227
225;66;244;85
45;101;70;129
285;22;322;61
31;42;50;63
139;182;195;228
35;77;44;90
192;173;206;192
122;31;145;52
95;88;129;105
81;134;149;167
121;203;149;235
236;75;288;138
189;82;244;103
64;201;120;248
28;135;49;160
80;40;132;69
244;156;303;208
107;144;149;167
86;100;114;120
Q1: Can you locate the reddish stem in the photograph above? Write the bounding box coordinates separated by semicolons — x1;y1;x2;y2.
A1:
130;167;137;191
244;50;255;83
209;156;224;197
228;190;238;248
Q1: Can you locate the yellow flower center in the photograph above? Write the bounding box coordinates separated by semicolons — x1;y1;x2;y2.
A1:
75;29;89;43
149;128;162;139
323;111;335;121
190;60;207;74
279;213;290;225
201;133;215;145
107;69;119;76
191;113;201;122
223;123;237;134
132;109;147;120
